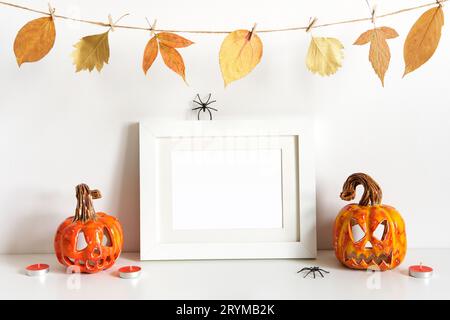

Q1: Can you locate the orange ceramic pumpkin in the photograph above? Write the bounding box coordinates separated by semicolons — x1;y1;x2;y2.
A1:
333;173;406;271
54;184;123;273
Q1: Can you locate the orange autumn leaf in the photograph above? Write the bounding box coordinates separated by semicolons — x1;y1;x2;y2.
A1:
354;27;398;86
14;16;56;66
403;5;444;77
219;29;263;86
159;42;186;81
142;36;158;74
141;32;192;81
157;32;194;48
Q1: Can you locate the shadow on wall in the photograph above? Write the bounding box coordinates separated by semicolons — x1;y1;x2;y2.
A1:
315;189;335;250
6;124;141;255
6;191;64;254
10;212;61;253
113;123;140;253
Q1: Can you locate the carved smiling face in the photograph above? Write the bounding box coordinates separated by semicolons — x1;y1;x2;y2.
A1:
55;212;123;273
54;184;123;274
334;173;407;271
334;204;406;271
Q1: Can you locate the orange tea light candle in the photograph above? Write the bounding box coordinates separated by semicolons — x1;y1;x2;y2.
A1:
409;263;433;278
26;263;49;277
119;266;141;279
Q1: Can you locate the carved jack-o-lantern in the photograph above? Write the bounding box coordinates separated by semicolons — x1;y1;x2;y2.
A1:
54;184;123;273
333;173;406;271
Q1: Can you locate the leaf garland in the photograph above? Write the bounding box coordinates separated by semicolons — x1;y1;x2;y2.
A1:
71;31;110;72
142;32;193;82
13;16;56;66
403;5;444;77
219;29;263;86
354;27;399;86
306;37;344;76
4;2;450;86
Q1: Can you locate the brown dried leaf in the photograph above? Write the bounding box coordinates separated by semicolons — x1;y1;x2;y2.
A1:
380;26;400;39
14;17;56;66
142;36;158;74
159;43;186;81
354;29;372;45
157;33;194;48
354;27;398;86
403;6;444;77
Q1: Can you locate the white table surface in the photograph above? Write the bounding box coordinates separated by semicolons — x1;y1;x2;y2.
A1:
0;249;448;300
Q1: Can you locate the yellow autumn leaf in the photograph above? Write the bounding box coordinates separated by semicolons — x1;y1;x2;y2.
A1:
219;29;263;86
159;43;186;81
354;27;398;86
403;6;444;77
72;31;110;72
14;17;56;66
142;36;158;74
306;37;344;76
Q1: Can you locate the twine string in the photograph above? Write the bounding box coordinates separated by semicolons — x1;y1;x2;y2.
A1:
0;0;447;34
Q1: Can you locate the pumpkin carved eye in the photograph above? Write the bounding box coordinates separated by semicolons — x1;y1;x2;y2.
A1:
351;221;365;242
102;227;113;247
76;231;88;251
373;220;388;241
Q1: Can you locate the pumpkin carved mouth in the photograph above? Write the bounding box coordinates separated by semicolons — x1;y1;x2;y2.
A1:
64;256;110;268
345;251;392;266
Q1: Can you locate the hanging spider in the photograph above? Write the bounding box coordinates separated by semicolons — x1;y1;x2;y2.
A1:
297;266;330;279
192;93;218;120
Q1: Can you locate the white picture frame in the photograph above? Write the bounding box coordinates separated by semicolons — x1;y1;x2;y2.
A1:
139;119;316;260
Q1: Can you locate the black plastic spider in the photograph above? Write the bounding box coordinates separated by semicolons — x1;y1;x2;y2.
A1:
192;94;218;120
297;266;330;279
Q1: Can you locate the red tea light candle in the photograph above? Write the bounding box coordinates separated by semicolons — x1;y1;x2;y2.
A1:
25;263;49;277
119;266;141;279
409;263;433;278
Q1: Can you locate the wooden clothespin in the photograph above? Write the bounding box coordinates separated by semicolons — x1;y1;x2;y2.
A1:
108;14;115;31
370;5;377;24
306;17;318;33
48;2;55;20
146;18;158;37
247;23;257;40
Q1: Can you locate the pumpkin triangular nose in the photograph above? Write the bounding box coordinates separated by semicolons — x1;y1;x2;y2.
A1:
365;241;373;249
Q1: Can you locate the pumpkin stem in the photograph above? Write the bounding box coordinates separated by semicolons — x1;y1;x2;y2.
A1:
73;184;102;222
340;173;382;206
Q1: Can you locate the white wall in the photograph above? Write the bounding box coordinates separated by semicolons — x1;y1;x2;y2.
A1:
1;0;449;254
